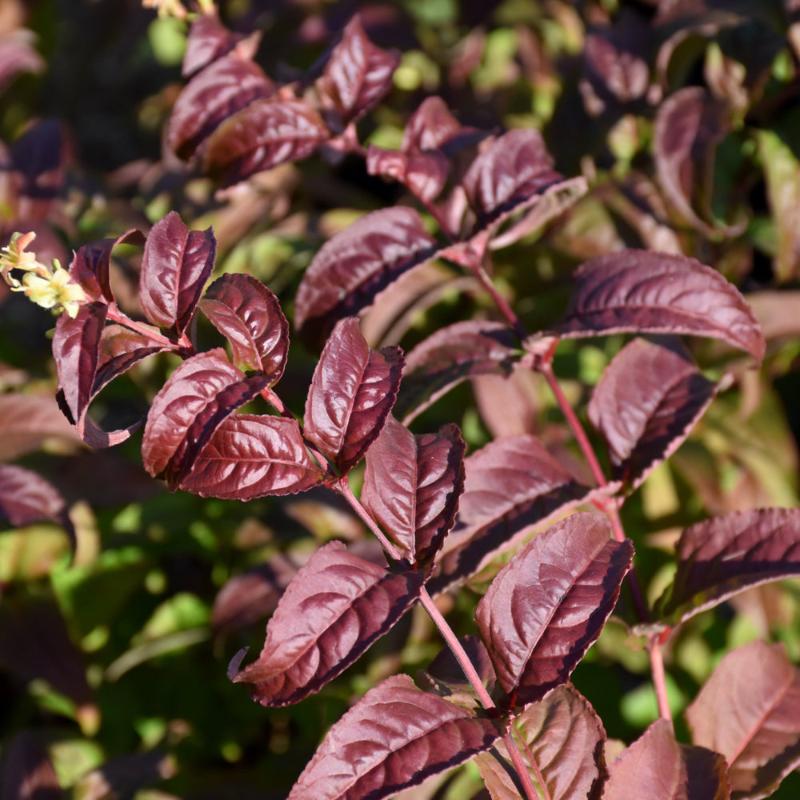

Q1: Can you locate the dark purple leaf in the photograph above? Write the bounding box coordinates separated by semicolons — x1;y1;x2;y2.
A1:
68;229;144;304
687;641;800;799
200;273;289;380
315;15;400;129
167;53;274;160
9;119;65;210
656;508;800;625
605;719;729;800
475;512;633;708
178;414;323;500
92;324;170;397
233;541;422;706
0;32;44;93
475;685;607;800
366;146;450;203
204;98;328;187
402;96;469;153
1;732;62;800
0;464;66;528
141;348;269;487
557;249;766;360
304;318;404;474
183;14;248;78
294;207;437;345
286;674;498;800
583;26;649;105
139;211;216;334
396;321;519;423
0;393;81;461
589;338;718;489
430;435;605;594
361;416;465;563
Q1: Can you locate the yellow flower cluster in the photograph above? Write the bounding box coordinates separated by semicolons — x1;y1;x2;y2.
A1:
141;0;215;19
0;232;87;319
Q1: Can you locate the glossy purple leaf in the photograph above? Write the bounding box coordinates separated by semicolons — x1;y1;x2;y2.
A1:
396;321;519;423
178;414;323;500
605;719;729;800
315;15;400;129
233;541;422;706
462;129;563;227
557;249;766;360
361;416;465;563
140;211;216;334
0;464;67;528
141;349;269;487
475;685;607;800
589;338;718;489
430;435;605;594
204;98;328;187
294;207;437;344
476;512;633;708
1;732;62;800
68;229;144;304
0;32;44;93
402;96;469;153
92;324;170;398
304;318;404;475
167;53;274;160
287;674;498;800
366;146;450;204
200;273;289;380
656;508;800;625
687;641;800;799
182;14;247;78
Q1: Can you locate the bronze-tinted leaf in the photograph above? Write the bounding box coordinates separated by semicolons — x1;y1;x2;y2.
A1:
589;338;718;489
476;685;607;800
67;229;144;304
167;53;274;160
0;732;62;800
687;641;800;799
396;321;519;423
656;509;800;626
0;464;66;528
178;414;323;500
287;674;498;800
141;349;268;487
139;211;216;334
430;436;602;595
361;416;465;563
605;719;729;800
304;318;404;474
204;98;328;187
294;207;437;345
200;273;289;380
475;513;633;707
315;15;399;129
233;541;422;706
557;249;765;360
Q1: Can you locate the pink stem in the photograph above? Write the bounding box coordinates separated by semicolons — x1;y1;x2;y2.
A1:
512;727;553;800
472;262;527;339
649;636;672;722
105;305;179;349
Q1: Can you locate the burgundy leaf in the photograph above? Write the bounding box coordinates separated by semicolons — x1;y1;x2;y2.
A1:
183;14;247;78
315;15;400;129
475;685;607;800
200;273;289;380
589;338;718;489
402;96;469;153
0;464;66;528
654;87;729;234
92;324;170;396
52;301;107;425
68;229;144;304
294;207;437;345
471;368;540;439
366;146;450;204
361;416;465;563
475;512;633;708
304;318;404;474
430;435;604;595
557;249;766;360
462;129;563;227
0;393;81;461
233;541;422;706
141;349;269;487
10;119;64;209
0;32;44;93
687;641;800;799
605;719;729;800
584;29;649;104
140;211;216;334
396;321;519;423
656;508;800;625
167;53;274;160
286;674;498;800
1;732;62;800
204;98;328;187
178;414;323;500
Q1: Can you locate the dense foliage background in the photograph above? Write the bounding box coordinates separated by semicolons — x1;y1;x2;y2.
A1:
2;0;800;797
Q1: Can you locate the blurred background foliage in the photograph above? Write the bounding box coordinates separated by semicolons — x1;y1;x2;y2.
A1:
2;0;800;796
